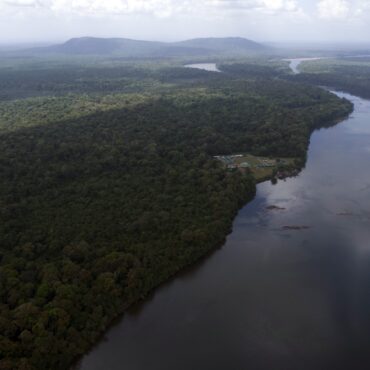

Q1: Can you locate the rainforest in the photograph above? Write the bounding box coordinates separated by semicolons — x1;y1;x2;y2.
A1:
0;47;356;369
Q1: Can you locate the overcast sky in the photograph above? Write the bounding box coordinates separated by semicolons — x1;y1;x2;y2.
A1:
1;0;370;44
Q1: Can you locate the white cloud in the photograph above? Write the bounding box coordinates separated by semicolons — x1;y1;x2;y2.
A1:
3;0;370;43
262;0;290;11
3;0;39;5
353;0;370;17
0;0;308;44
317;0;350;19
0;0;303;17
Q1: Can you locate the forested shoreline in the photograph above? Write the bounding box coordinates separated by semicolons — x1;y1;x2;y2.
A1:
0;58;353;369
288;58;370;99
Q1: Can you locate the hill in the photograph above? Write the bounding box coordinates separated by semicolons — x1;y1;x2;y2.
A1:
37;37;164;56
175;37;268;52
22;36;270;57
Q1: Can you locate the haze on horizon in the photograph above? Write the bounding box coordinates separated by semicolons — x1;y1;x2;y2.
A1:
1;0;370;45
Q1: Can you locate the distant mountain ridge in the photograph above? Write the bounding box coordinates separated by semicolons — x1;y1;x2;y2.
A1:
25;36;270;57
174;37;267;52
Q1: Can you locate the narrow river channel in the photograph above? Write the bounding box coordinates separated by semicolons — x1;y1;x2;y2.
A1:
79;62;370;370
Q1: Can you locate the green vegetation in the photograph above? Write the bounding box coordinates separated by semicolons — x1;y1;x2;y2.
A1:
215;154;297;182
0;93;153;132
0;57;353;369
219;59;290;79
289;58;370;99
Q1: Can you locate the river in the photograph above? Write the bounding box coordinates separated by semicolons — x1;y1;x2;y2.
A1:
79;62;370;370
184;63;221;72
284;58;324;74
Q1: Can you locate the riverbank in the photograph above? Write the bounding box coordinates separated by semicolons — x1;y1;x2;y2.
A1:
76;70;354;370
78;88;370;370
74;104;352;369
0;58;354;370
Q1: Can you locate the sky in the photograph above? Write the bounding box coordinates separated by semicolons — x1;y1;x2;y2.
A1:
1;0;370;44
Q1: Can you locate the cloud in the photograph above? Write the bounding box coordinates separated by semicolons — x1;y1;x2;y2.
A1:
3;0;40;6
261;0;297;11
317;0;350;20
0;0;303;18
8;0;370;44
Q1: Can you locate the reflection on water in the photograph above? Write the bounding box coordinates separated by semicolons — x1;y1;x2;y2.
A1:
184;63;221;72
79;91;370;370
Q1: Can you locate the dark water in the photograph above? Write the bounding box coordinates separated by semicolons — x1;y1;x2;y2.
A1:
79;90;370;370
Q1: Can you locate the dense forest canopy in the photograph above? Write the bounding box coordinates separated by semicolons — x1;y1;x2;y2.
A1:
0;56;353;370
288;58;370;99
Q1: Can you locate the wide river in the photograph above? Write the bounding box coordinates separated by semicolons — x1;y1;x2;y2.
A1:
79;62;370;370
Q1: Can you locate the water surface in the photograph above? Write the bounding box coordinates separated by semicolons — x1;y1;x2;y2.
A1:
284;58;324;74
79;87;370;370
184;63;220;72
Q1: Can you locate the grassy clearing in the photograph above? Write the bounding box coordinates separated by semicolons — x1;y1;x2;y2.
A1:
215;153;296;182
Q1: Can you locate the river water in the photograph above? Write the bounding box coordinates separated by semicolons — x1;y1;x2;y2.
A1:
79;63;370;370
184;63;221;72
284;58;324;74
